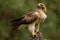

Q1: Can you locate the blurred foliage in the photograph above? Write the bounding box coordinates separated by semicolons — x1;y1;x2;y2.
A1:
0;0;59;40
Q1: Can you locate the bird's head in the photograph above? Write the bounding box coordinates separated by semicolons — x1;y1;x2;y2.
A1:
37;3;47;13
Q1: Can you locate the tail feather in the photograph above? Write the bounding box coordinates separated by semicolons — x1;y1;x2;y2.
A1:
11;24;23;32
10;15;25;32
12;26;19;32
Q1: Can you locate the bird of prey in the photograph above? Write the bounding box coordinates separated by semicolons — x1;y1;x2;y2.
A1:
11;3;47;37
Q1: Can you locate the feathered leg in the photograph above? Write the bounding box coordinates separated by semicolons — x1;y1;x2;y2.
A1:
28;23;36;37
35;24;40;33
36;24;40;32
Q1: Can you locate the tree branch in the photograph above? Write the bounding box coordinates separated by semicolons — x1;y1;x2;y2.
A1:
30;32;46;40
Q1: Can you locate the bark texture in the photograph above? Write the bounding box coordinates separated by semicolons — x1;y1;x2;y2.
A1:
30;32;46;40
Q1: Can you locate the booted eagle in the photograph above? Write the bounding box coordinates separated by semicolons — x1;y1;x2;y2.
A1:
11;3;47;37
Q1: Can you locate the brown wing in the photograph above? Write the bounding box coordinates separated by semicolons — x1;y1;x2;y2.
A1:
11;12;38;32
11;12;38;26
20;13;38;24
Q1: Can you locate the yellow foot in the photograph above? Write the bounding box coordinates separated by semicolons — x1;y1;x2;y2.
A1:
32;32;36;37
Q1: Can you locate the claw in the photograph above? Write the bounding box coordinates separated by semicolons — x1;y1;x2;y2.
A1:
32;31;36;37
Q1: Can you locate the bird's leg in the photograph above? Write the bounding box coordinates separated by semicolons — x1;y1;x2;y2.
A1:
31;24;36;37
32;29;36;37
28;23;36;37
35;24;40;33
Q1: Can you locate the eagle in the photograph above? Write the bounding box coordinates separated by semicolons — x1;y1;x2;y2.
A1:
11;3;47;37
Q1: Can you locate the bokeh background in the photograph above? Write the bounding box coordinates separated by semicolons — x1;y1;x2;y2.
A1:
0;0;59;40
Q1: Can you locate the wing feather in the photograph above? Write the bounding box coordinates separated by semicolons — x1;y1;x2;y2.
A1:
11;12;38;26
11;12;38;32
11;16;25;22
15;12;38;26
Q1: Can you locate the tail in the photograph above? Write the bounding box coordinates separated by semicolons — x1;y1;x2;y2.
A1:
11;23;24;32
10;16;24;32
11;21;23;32
12;26;19;32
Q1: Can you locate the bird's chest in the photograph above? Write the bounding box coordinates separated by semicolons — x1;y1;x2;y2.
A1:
39;10;47;20
34;10;47;25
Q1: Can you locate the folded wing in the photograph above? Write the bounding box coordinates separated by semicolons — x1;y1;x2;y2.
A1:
10;12;38;31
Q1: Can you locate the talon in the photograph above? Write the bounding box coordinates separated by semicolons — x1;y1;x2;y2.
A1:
34;35;36;37
32;32;36;37
32;34;36;37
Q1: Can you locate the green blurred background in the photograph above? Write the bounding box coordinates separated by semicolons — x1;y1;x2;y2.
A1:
0;0;59;40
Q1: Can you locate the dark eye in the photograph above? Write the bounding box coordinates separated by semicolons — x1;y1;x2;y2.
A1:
41;4;43;6
40;4;44;9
